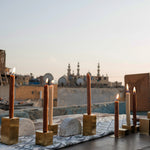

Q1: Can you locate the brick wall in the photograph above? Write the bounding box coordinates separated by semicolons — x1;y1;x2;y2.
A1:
125;73;150;111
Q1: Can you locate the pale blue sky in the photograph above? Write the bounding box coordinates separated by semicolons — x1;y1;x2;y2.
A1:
1;0;150;83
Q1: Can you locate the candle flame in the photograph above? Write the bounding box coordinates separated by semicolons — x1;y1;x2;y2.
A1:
116;94;119;100
126;84;129;91
51;80;54;84
12;67;16;74
133;87;136;93
45;78;49;84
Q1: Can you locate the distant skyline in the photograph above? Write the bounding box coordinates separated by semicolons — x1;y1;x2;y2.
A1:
1;0;150;84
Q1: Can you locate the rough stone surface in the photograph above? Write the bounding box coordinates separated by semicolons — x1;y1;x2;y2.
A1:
59;118;81;137
19;118;35;136
23;108;43;120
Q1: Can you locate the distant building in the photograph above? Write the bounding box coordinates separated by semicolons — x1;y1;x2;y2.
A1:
0;50;55;86
58;62;122;88
15;74;30;86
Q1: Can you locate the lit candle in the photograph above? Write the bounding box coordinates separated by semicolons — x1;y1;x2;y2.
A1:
115;94;119;138
9;68;15;119
87;73;91;115
49;85;54;125
133;87;137;127
126;84;130;126
43;78;49;133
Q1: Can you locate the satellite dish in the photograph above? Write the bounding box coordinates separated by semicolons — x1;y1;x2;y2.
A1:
43;73;54;83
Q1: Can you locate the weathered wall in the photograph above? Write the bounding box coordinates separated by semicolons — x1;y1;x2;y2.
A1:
54;102;126;116
57;88;124;106
16;85;44;100
0;84;58;101
16;84;57;100
0;102;126;122
125;73;150;111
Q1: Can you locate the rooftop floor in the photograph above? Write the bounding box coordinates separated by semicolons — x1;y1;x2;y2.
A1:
61;133;150;150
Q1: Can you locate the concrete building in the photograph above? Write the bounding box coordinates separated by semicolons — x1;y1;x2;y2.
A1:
125;73;150;111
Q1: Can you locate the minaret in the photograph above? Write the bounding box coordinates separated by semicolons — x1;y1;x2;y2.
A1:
67;64;71;77
77;62;80;76
97;63;100;77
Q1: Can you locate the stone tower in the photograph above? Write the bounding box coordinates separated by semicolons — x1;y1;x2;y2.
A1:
97;63;100;77
67;64;71;77
77;62;80;76
0;50;6;73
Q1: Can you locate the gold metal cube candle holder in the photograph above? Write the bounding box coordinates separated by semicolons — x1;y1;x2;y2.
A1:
122;124;135;133
134;125;140;132
48;124;58;135
1;117;19;145
83;114;96;136
36;130;53;146
139;118;150;135
118;128;129;137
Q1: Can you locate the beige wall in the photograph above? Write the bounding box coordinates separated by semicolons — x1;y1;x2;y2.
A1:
16;84;58;100
16;85;43;100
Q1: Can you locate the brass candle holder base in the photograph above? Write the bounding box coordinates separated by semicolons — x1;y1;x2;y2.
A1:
48;124;58;135
36;130;53;146
118;128;129;137
1;117;19;145
139;118;150;135
132;125;140;133
122;124;134;132
135;124;140;132
83;114;96;136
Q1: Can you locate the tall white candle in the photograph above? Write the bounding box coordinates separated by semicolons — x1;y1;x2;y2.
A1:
49;85;54;125
126;84;130;126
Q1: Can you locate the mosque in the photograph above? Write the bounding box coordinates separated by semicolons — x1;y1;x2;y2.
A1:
0;49;122;88
58;63;122;88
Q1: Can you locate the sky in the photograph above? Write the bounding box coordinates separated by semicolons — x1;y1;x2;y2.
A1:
1;0;150;84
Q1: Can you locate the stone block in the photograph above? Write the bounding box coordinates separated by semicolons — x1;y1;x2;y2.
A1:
1;117;19;145
19;118;35;136
59;118;81;137
83;114;96;136
36;130;53;146
48;124;58;135
140;118;150;135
